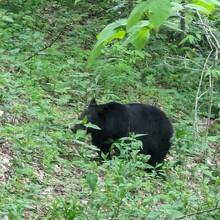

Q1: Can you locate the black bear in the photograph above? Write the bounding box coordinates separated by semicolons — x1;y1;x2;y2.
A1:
71;99;173;167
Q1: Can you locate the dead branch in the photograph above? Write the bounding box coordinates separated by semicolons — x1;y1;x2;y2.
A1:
24;23;72;62
174;199;220;220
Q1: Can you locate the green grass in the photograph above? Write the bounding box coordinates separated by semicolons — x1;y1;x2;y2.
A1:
0;1;219;219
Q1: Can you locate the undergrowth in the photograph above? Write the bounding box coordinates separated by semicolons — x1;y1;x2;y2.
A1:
0;1;219;219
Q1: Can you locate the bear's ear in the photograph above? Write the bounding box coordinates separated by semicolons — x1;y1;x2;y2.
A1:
89;98;97;107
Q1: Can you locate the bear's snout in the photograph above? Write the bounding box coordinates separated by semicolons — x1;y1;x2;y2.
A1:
71;124;85;133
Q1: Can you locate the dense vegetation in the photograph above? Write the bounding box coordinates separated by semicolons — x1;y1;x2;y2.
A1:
0;0;219;219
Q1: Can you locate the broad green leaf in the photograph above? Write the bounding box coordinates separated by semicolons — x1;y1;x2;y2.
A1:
126;20;149;35
146;0;172;29
126;26;150;50
88;42;103;67
86;174;98;192
185;3;212;15
127;2;149;30
192;0;216;15
88;19;127;66
126;20;149;39
103;29;125;46
97;19;127;44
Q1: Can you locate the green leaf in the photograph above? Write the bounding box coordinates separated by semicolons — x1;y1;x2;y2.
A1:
67;59;74;65
176;129;186;139
126;26;150;50
212;70;220;80
33;32;41;39
205;69;220;80
86;174;98;192
188;35;195;43
186;51;194;59
163;21;183;32
179;35;195;45
191;0;215;15
127;2;149;30
1;15;14;22
185;3;212;15
211;0;220;7
75;129;87;139
103;29;126;46
85;123;101;130
82;116;88;124
97;19;127;44
127;0;171;30
88;42;103;67
74;0;81;4
125;20;150;49
170;2;184;16
202;169;213;177
88;19;127;66
146;0;171;29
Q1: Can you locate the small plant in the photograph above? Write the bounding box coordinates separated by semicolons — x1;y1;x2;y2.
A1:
46;197;85;220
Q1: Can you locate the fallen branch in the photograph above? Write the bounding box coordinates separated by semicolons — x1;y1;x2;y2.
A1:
24;23;72;62
174;200;220;220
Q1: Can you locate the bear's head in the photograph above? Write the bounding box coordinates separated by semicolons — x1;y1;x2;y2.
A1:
71;99;129;141
71;98;100;133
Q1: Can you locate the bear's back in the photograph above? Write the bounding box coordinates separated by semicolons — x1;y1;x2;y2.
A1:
124;103;173;138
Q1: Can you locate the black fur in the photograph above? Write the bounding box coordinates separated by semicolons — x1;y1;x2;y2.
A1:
71;99;173;167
